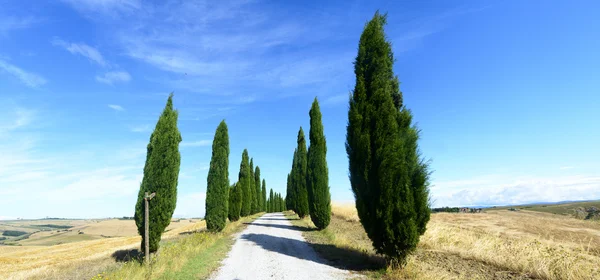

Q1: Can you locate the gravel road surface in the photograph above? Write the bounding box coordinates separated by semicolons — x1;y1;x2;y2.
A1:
211;213;352;280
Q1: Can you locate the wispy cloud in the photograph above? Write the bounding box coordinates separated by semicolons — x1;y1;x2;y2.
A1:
0;107;34;133
180;140;211;147
61;0;141;16
131;124;150;133
0;16;39;35
560;166;575;170
0;59;47;88
108;104;124;111
322;94;349;106
52;38;107;67
96;71;131;84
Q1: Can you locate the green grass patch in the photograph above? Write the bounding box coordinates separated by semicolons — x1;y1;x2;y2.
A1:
103;213;262;280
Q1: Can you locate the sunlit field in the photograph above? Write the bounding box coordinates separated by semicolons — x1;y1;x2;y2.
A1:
0;219;205;279
290;203;600;279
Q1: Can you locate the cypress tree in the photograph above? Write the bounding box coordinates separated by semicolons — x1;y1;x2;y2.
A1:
307;98;331;229
254;166;261;213
269;189;274;213
228;183;242;221
285;173;293;211
239;150;251;217
249;158;255;214
205;120;229;232
261;179;267;212
294;127;310;218
289;150;298;213
346;12;430;267
134;93;181;253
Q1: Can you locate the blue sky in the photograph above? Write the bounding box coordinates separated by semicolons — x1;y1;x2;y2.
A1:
1;0;599;219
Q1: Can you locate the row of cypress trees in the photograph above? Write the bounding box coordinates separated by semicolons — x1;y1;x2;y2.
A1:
133;96;275;255
285;98;331;229
267;189;285;213
224;149;270;223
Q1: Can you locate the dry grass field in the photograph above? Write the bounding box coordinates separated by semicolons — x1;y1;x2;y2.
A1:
290;202;600;279
0;219;205;279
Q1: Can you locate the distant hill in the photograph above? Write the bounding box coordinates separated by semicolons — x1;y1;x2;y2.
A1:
486;200;600;220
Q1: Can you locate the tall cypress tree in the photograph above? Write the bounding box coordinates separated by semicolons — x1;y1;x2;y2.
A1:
261;179;267;212
289;150;298;213
294;127;310;218
228;182;242;221
254;166;261;213
307;98;331;229
239;150;251;217
249;158;255;214
205;120;229;232
346;12;430;267
134;93;181;253
285;173;293;211
269;189;274;213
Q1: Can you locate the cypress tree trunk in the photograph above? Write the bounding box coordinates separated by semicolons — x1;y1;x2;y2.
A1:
228;183;242;221
307;98;331;229
261;179;267;212
294;128;310;218
345;12;430;267
239;150;251;217
254;166;261;213
134;93;181;253
205;120;229;232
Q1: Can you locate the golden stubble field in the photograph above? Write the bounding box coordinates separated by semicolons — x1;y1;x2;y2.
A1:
0;219;205;279
328;203;600;279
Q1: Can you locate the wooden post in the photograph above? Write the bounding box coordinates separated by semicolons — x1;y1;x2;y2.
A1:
144;192;156;264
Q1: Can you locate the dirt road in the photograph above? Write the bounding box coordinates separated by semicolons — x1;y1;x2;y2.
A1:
211;213;352;280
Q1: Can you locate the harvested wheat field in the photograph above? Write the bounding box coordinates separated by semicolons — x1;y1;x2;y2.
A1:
303;203;600;279
0;219;206;279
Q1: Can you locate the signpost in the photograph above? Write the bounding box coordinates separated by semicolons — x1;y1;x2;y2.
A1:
144;192;156;264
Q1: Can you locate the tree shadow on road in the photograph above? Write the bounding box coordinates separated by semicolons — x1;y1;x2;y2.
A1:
256;217;296;221
243;222;317;232
240;233;385;271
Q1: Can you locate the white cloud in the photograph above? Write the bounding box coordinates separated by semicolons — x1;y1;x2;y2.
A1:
96;71;131;84
52;38;107;67
431;174;600;207
108;104;124;111
180;140;211;147
0;59;47;88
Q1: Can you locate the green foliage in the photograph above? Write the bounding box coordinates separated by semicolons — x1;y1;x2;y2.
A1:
261;179;267;212
205;120;230;232
293;128;310;218
285;173;293;211
2;230;27;237
307;98;331;229
268;189;274;213
228;183;242;221
239;150;252;217
254;166;261;213
134;93;182;253
345;12;430;266
249;158;256;214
